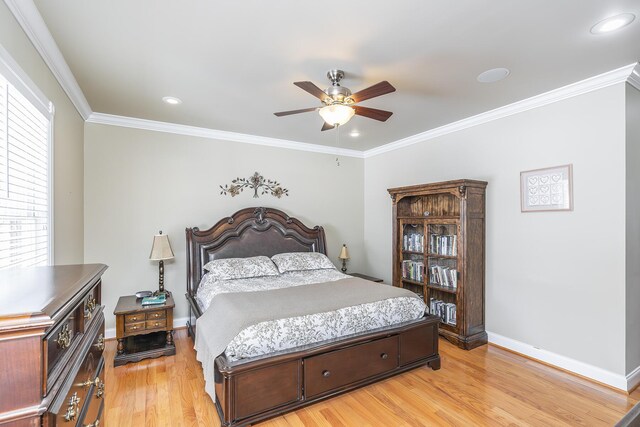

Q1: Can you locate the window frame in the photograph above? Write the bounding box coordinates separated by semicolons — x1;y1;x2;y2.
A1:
0;43;55;267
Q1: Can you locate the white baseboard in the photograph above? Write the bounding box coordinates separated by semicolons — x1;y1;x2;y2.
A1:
105;316;189;339
626;365;640;392
487;331;628;391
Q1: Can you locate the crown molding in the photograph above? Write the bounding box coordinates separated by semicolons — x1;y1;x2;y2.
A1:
87;113;365;158
4;0;92;119
5;1;637;157
364;63;638;158
628;66;640;91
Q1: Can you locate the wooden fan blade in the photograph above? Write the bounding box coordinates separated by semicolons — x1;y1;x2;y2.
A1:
321;122;335;131
294;81;329;101
273;107;318;117
353;106;393;122
350;81;396;103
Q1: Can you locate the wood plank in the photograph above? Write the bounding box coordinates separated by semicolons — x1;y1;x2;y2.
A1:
104;330;637;426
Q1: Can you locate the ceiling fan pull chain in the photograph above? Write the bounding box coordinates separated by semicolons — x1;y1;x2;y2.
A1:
335;124;341;166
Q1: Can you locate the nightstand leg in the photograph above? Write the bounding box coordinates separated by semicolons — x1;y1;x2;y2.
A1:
166;330;174;346
117;338;124;355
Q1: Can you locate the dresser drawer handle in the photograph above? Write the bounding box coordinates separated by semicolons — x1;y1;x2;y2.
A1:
63;392;80;422
96;379;105;399
83;419;100;427
86;295;96;312
322;370;331;378
132;326;138;330
56;324;71;349
95;334;105;351
154;322;160;327
380;353;389;360
130;316;138;321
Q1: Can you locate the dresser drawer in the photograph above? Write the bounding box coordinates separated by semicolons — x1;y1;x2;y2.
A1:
124;321;145;334
146;310;166;320
304;336;399;398
81;357;105;426
125;313;144;323
45;307;82;380
145;319;166;330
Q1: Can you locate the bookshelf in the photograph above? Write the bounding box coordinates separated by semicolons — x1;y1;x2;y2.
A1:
388;179;487;350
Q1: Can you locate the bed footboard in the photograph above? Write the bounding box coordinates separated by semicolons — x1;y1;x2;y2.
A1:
214;316;440;427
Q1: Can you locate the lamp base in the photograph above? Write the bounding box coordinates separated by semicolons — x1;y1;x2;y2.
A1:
341;259;347;273
153;289;172;298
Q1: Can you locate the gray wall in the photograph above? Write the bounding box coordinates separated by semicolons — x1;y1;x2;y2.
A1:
363;84;627;375
626;82;640;375
0;2;85;264
84;123;365;330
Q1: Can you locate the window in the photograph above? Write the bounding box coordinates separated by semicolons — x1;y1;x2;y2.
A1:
0;46;54;269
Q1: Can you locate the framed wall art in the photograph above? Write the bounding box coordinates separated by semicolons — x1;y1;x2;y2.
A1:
520;164;573;212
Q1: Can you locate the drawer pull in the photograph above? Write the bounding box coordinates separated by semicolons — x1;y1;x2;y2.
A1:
96;334;105;351
84;419;100;427
130;316;138;321
56;324;71;349
381;353;389;360
96;379;105;399
132;326;138;330
63;392;80;422
322;370;331;378
82;376;100;388
86;295;96;312
154;322;159;326
84;309;92;320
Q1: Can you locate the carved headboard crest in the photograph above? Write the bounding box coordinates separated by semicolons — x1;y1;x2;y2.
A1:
186;207;327;296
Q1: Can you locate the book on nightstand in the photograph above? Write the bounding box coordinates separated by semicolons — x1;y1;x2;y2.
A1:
141;295;166;306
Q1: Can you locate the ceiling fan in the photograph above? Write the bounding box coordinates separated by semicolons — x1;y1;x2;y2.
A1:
274;69;396;131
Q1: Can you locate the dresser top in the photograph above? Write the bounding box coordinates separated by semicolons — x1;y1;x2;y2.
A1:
0;264;108;331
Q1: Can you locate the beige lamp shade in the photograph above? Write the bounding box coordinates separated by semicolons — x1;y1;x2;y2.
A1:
149;232;175;261
339;244;350;260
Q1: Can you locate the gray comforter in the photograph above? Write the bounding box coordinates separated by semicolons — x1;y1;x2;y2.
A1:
194;277;420;361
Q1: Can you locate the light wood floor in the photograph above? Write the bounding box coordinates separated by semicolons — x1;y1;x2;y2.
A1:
105;329;638;426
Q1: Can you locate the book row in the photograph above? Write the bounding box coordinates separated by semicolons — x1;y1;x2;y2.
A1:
429;265;457;289
429;234;457;256
402;260;424;282
403;233;424;252
430;298;457;326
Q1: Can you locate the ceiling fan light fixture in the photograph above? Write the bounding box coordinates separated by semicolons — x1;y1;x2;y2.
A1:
319;104;355;126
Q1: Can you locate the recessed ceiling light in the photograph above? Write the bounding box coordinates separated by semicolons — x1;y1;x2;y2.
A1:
591;13;635;34
477;68;510;83
162;96;182;105
349;130;360;137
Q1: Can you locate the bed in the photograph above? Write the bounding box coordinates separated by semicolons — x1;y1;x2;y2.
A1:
185;207;440;427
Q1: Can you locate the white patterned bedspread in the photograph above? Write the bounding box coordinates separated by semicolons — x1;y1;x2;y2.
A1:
196;269;426;361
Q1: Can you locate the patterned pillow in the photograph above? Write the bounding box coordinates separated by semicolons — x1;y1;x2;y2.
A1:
203;256;279;280
271;252;336;274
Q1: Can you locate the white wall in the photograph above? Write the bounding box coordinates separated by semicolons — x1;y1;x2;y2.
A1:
363;84;627;376
626;82;640;375
0;2;85;263
84;123;364;331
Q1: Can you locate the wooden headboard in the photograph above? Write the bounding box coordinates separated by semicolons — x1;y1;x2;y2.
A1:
185;207;327;297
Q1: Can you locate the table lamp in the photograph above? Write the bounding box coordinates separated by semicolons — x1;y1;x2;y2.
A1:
149;230;174;296
339;244;349;273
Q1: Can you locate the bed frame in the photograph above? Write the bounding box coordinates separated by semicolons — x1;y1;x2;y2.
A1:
186;207;440;427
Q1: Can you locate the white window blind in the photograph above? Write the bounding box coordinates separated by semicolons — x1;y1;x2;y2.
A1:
0;72;52;269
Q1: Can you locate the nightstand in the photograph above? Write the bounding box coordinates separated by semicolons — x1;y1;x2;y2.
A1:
113;293;176;366
349;273;384;283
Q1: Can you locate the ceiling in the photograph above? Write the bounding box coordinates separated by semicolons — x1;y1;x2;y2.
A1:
32;0;640;151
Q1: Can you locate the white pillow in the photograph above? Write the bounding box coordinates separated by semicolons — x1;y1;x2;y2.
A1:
271;252;335;274
203;256;279;280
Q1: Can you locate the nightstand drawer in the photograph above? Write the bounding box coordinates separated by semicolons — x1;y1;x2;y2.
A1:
124;313;144;323
124;321;145;333
146;319;166;330
146;310;166;320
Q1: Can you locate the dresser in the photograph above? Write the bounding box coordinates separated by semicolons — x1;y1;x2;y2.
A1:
0;264;108;427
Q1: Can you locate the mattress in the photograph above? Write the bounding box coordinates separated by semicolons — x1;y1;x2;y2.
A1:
196;269;426;361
